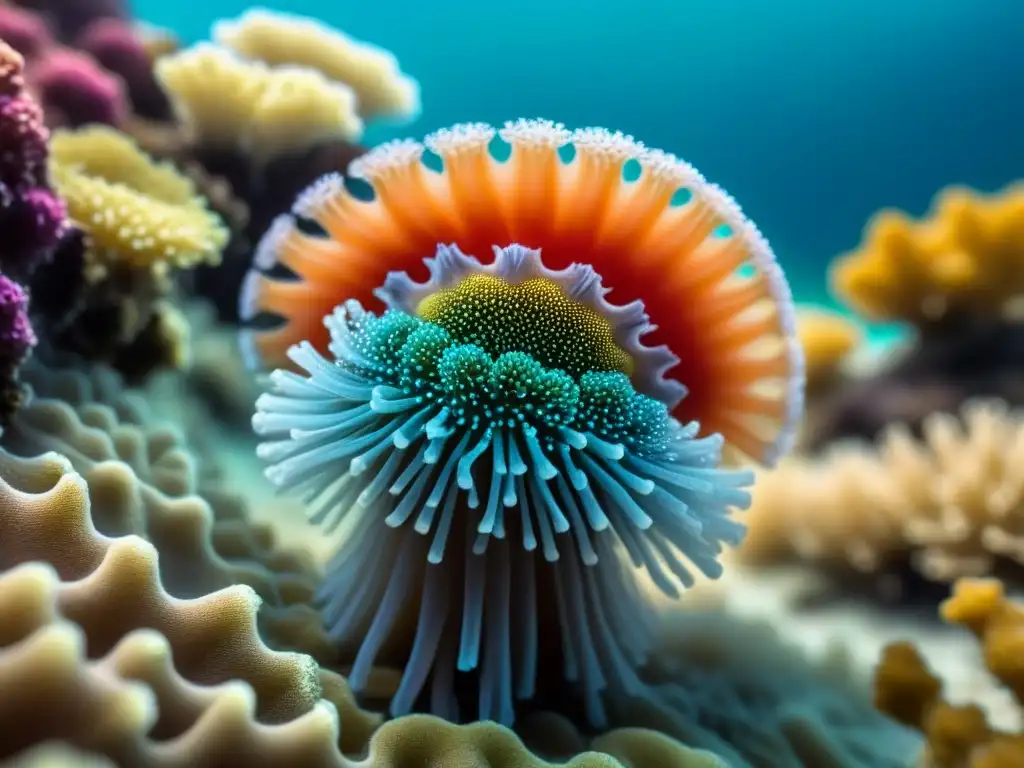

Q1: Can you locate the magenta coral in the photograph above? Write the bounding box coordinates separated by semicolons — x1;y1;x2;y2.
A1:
30;48;127;127
6;0;128;43
0;4;52;60
0;275;35;364
0;91;48;188
75;18;170;120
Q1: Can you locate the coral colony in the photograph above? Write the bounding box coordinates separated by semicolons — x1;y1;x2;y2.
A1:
0;4;1019;767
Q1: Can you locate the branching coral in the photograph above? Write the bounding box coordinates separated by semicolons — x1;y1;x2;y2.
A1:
241;119;804;466
737;399;1024;581
874;578;1024;766
212;8;420;122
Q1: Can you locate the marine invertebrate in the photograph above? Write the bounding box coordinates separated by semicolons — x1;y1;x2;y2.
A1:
35;125;227;379
75;18;171;121
0;40;67;280
254;240;755;726
154;43;362;165
873;578;1024;767
797;307;862;398
242;119;803;466
737;399;1024;582
30;47;127;127
212;8;420;121
0;274;35;421
832;184;1024;331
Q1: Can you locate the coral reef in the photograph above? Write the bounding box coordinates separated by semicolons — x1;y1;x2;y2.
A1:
738;399;1024;585
874;578;1024;766
147;9;420;324
241;119;804;466
810;183;1024;449
32;124;227;381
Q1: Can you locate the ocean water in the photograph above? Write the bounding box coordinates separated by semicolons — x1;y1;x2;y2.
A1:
137;0;1024;323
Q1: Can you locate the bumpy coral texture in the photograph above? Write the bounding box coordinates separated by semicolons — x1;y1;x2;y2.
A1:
48;125;227;276
737;400;1024;579
832;183;1024;329
211;8;420;121
874;578;1024;767
240;118;804;467
154;43;363;163
0;39;67;279
255;243;754;727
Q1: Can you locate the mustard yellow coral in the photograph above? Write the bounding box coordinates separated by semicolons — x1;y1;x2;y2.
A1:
874;578;1024;768
737;400;1024;579
796;307;862;393
154;43;362;162
212;8;420;121
831;183;1024;327
49;126;228;276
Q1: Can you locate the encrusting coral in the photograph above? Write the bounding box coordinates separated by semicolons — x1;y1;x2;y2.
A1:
873;577;1024;766
737;399;1024;583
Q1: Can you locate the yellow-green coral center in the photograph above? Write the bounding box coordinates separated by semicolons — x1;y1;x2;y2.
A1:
416;274;633;379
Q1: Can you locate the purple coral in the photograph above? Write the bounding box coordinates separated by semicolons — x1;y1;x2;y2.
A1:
0;4;53;61
76;18;170;120
0;41;67;279
0;275;35;366
6;0;128;44
30;48;127;127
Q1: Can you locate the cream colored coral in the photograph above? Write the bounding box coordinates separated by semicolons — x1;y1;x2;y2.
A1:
49;126;228;277
154;43;362;161
738;400;1024;581
831;183;1024;327
212;9;420;121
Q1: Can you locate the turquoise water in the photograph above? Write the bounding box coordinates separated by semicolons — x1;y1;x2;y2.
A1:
136;0;1023;327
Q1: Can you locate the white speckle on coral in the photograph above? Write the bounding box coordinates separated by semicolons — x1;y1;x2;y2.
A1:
498;118;571;149
424;122;495;156
570;127;645;163
349;138;424;181
291;172;346;220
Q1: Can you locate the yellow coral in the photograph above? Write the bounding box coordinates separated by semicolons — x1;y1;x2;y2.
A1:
737;400;1024;579
831;183;1024;327
48;126;228;277
796;306;863;394
212;8;419;121
873;578;1024;768
154;43;363;161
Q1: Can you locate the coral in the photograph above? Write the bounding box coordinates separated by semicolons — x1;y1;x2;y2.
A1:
0;42;67;280
6;0;129;43
240;119;804;467
154;43;362;164
212;8;420;121
29;48;127;127
873;578;1024;767
796;307;862;397
737;399;1024;581
832;184;1024;331
48;125;227;276
0;275;34;421
75;18;171;121
0;5;52;61
254;245;754;726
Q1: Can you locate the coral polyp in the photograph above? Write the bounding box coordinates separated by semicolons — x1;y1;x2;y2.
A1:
254;243;753;726
241;118;803;466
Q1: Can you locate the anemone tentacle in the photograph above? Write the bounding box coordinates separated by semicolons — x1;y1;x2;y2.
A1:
240;118;804;467
253;260;754;724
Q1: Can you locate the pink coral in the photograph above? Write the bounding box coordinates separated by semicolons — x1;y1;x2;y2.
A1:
0;4;52;60
76;18;170;120
29;48;127;126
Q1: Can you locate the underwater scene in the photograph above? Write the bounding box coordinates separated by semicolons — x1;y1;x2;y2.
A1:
0;0;1021;766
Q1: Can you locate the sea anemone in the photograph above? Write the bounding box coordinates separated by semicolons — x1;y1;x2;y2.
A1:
241;119;803;466
254;242;754;726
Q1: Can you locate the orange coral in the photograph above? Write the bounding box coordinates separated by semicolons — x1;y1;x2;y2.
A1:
240;120;804;466
831;183;1024;328
874;578;1024;767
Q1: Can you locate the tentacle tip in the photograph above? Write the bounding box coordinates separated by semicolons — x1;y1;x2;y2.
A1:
292;172;347;219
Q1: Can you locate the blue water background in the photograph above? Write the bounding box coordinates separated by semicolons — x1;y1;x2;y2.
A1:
135;0;1024;337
